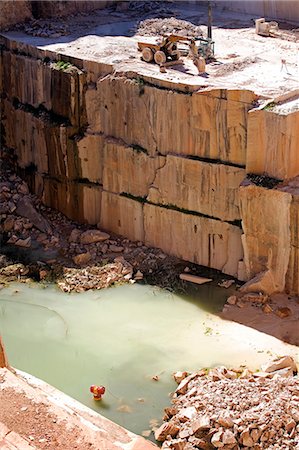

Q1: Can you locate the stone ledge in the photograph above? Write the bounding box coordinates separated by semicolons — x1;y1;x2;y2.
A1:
0;367;158;450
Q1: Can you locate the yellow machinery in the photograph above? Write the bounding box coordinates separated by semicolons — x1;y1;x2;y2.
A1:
137;34;214;73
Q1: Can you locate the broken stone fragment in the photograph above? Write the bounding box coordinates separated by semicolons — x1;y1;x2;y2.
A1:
173;371;189;384
176;373;199;395
73;252;91;266
218;415;234;428
134;270;144;280
154;422;180;441
3;216;14;232
275;307;292;318
227;295;237;305
109;244;124;253
262;303;273;313
239;269;278;296
261;356;297;374
222;429;236;445
16;197;52;234
218;279;235;288
80;230;110;244
211;429;224;447
240;429;254;446
17;182;29;195
179;273;212;285
15;237;31;248
191;415;210;432
241;292;269;304
177;406;197;423
69;228;81;243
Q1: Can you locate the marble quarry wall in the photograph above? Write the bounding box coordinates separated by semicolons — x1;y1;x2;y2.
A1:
1;36;298;293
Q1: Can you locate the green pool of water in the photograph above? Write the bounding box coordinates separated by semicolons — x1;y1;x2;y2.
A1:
0;282;296;437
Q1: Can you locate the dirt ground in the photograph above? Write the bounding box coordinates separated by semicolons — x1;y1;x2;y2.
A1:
221;293;299;346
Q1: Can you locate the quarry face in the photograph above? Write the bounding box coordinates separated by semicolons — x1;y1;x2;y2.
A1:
1;2;299;294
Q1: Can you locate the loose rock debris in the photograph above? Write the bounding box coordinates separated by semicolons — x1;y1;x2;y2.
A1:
137;17;203;38
155;357;299;449
58;260;133;293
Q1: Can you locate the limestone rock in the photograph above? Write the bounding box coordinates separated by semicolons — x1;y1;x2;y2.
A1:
16;197;52;235
275;306;292;318
109;244;124;253
97;76;255;165
69;229;81;243
73;252;92;266
241;292;269;304
211;429;224;447
261;356;297;374
173;371;188;384
155;422;180;441
100;192;144;243
240;270;278;296
178;407;197;423
239;184;292;293
80;230;110;245
227;295;237;305
222;429;236;445
103;141;165;198
144;204;243;278
147;155;244;221
246;108;299;180
191;415;210;432
15;237;31;248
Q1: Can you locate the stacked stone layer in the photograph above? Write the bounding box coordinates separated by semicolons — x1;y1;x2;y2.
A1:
1;35;298;290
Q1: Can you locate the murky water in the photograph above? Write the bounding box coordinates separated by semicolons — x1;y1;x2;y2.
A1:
0;282;297;437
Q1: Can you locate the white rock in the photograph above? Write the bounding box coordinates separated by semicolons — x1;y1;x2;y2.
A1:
261;356;297;374
211;429;224;447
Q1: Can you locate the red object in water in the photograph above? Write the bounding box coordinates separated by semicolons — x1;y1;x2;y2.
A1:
90;385;106;401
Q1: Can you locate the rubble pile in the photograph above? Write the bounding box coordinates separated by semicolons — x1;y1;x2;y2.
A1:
0;150;189;291
137;17;203;38
58;259;133;293
155;356;299;449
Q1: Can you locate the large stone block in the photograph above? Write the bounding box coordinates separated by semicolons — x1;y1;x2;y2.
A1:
77;133;104;184
43;178;102;225
103;141;165;197
96;76;255;164
3;100;79;179
239;184;292;292
246;109;299;180
144;204;243;277
148;155;245;221
3;100;49;174
2;51;86;127
100;192;144;242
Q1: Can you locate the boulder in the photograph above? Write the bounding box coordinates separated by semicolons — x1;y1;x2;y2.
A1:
155;422;180;441
15;237;31;248
261;356;297;374
16;197;52;234
69;228;81;243
73;252;92;266
240;270;278;296
80;230;110;244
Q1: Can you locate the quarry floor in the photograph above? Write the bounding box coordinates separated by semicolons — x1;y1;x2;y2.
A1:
3;1;299;97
